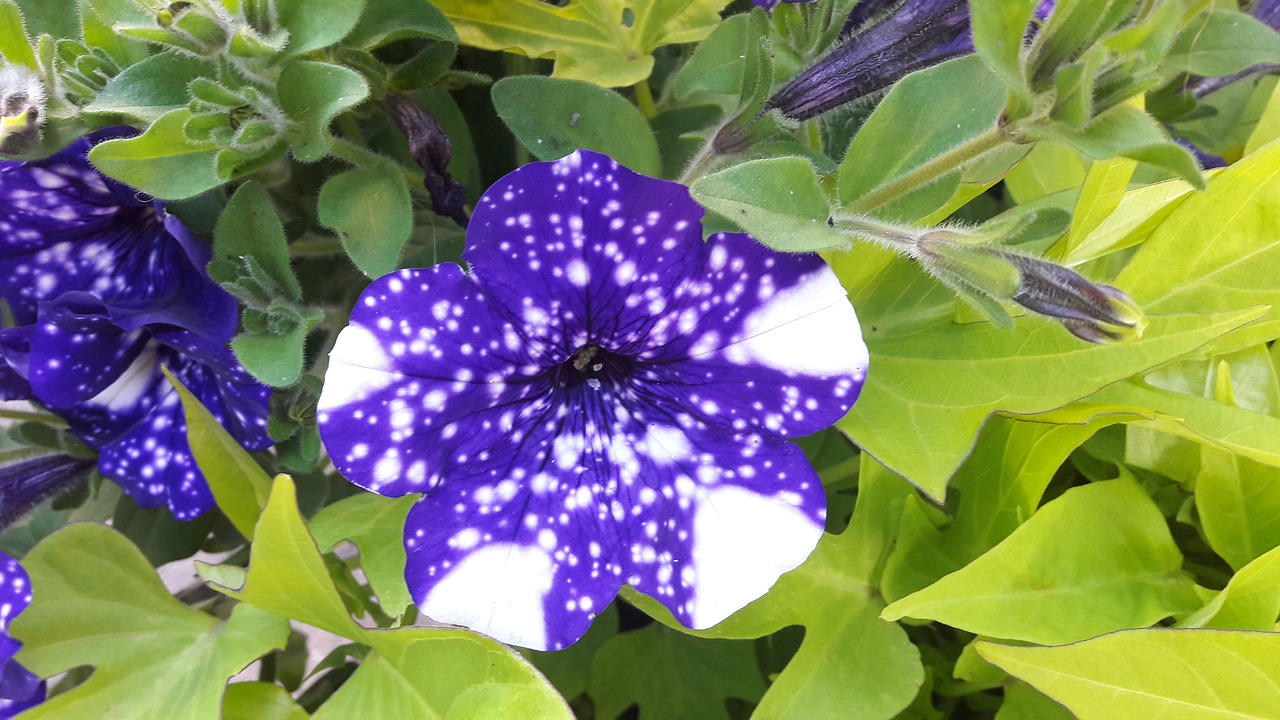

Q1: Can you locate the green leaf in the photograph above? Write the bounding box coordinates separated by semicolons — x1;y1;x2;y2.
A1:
978;629;1280;719
11;524;289;720
12;0;80;39
165;368;272;539
880;411;1142;602
1020;104;1205;190
87;108;221;200
216;181;301;300
1003;141;1087;204
344;0;457;48
883;479;1203;644
1245;82;1280;156
310;493;416;616
0;1;37;69
996;681;1077;720
432;0;731;88
223;682;309;720
83;52;211;123
1165;9;1280;78
1059;155;1137;258
525;604;618;700
275;0;365;56
318;164;414;278
492;75;661;176
277;60;370;162
589;624;764;720
1184;543;1280;631
672;10;767;101
1057;175;1201;265
625;462;924;720
831;239;1261;498
204;476;573;719
1196;449;1280;571
690;157;845;252
970;0;1037;92
231;327;311;388
839;55;1009;220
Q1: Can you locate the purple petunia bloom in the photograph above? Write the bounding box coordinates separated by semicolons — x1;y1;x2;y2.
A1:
0;552;43;718
753;0;816;9
317;150;868;650
0;129;272;520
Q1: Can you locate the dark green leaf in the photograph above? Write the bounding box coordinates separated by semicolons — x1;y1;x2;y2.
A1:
275;0;365;56
87;109;221;200
317;164;414;278
277;61;370;162
1165;9;1280;78
344;0;456;48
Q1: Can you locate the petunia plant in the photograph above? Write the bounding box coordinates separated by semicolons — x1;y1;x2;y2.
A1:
0;0;1279;718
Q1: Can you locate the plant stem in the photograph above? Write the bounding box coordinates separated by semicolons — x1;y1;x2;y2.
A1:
845;125;1009;215
633;79;657;119
0;408;66;426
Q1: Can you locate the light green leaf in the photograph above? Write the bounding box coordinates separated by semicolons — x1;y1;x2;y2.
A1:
275;0;365;56
1165;9;1280;78
1245;82;1280;156
83;52;211;123
87;108;221;200
278;60;370;162
1059;155;1136;258
839;55;1009;220
165;368;272;539
672;10;767;101
588;624;765;720
432;0;730;88
1184;543;1280;631
978;629;1280;720
1002;141;1087;204
310;493;416;616
344;0;456;48
883;479;1203;644
996;681;1077;720
1196;448;1280;571
0;0;37;69
492;75;661;176
11;524;289;720
1058;175;1202;266
223;682;309;720
880;411;1142;602
318;163;414;278
625;461;924;720
831;236;1261;497
691;157;845;252
216;181;301;300
970;0;1037;92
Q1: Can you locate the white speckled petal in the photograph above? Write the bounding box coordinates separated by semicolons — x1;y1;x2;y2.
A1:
0;551;44;713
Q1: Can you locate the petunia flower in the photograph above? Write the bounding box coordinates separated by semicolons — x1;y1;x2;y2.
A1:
318;150;868;650
0;129;271;520
752;0;816;9
0;552;43;718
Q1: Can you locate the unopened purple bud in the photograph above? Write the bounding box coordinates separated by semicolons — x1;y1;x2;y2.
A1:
0;453;95;527
1003;253;1147;343
753;0;817;9
767;0;972;120
384;94;468;227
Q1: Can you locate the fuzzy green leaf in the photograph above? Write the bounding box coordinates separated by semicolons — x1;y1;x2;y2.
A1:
691;157;845;252
318;164;414;278
278;60;370;162
275;0;365;56
87;108;221;200
83;52;211;123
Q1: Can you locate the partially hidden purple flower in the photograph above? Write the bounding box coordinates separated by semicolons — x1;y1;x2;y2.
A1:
0;129;272;520
317;150;869;650
0;552;43;718
768;0;973;120
0;454;95;528
753;0;816;10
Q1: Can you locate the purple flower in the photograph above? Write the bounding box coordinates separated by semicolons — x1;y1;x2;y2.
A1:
0;454;95;528
768;0;973;120
0;552;43;718
317;150;868;650
753;0;816;9
0;129;272;520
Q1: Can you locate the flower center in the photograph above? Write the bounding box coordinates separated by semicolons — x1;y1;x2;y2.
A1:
556;344;634;390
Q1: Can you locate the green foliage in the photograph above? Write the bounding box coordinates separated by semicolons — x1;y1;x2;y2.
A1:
11;524;289;720
690;157;845;252
87;108;221;199
432;0;730;87
318;163;415;278
278;61;370;162
82;52;211;123
492;76;661;176
1165;9;1280;78
310;493;416;616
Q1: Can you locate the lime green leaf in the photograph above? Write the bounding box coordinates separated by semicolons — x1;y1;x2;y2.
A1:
673;10;767;101
165;368;272;539
1058;175;1201;265
978;629;1280;720
11;524;289;720
318;163;414;278
310;493;416;616
278;60;370;162
1196;449;1280;571
1165;9;1280;78
0;1;37;69
839;55;1009;219
492;75;661;176
1021;104;1205;190
589;624;764;720
625;461;924;720
1117;136;1280;349
206;476;572;718
83;52;211;123
432;0;730;88
1184;543;1280;631
883;479;1203;644
1003;141;1087;204
831;239;1261;498
970;0;1037;93
996;681;1077;720
216;181;301;300
690;157;845;252
88;109;221;200
344;0;456;48
1059;155;1136;258
223;682;308;720
1245;82;1280;156
276;0;365;56
880;411;1142;602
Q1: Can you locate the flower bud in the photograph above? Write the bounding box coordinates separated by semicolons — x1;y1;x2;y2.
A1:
384;94;468;226
0;65;46;155
1002;253;1147;343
